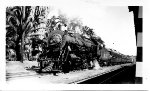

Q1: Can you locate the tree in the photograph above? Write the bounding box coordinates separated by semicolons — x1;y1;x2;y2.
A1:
6;6;35;61
6;6;50;62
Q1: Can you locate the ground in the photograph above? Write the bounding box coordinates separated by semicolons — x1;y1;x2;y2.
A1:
6;61;133;84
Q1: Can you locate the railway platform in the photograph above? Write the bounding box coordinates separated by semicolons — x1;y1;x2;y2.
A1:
7;61;135;84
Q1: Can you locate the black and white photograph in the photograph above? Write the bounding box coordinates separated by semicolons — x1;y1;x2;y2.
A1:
0;0;150;90
5;2;143;85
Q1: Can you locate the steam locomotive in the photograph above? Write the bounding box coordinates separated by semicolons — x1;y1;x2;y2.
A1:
36;29;133;73
31;17;134;74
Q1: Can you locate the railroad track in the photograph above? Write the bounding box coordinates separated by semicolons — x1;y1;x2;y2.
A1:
69;63;135;84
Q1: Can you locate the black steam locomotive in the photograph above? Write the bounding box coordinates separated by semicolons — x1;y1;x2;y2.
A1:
36;28;133;74
33;17;134;74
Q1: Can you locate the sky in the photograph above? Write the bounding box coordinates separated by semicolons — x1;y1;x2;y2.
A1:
46;0;136;56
